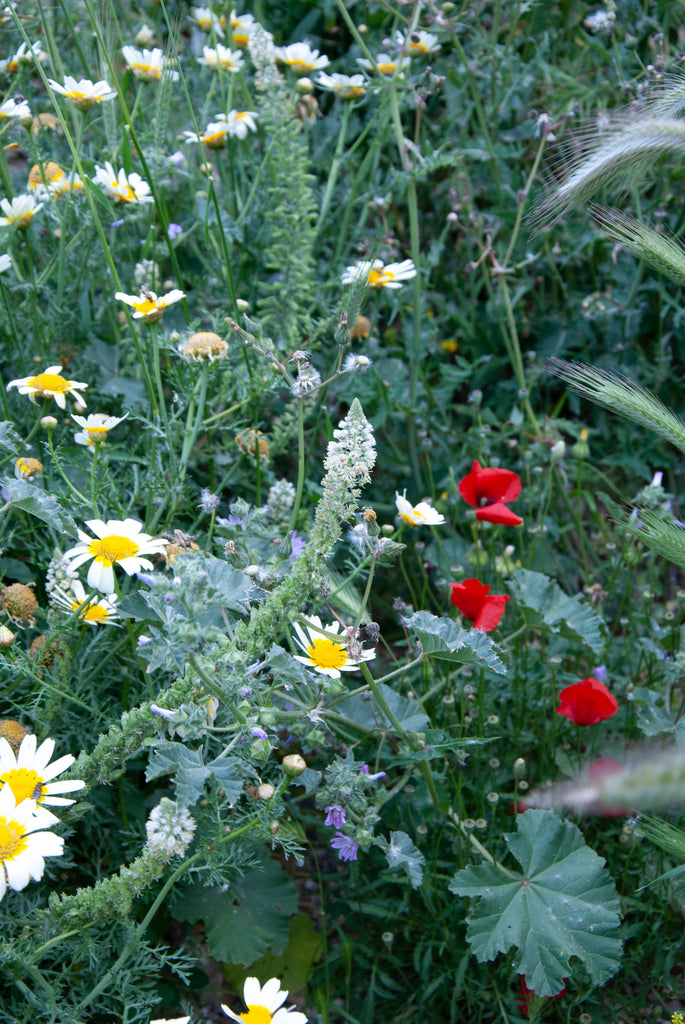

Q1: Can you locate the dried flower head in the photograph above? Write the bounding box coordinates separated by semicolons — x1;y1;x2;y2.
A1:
1;583;38;625
178;332;228;361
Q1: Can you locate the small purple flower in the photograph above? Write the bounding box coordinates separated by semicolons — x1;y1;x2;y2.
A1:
168;222;183;239
361;764;386;782
250;726;268;740
592;665;608;684
290;530;306;557
137;634;152;646
150;703;175;721
111;218;125;228
330;832;358;862
136;572;157;586
169;150;185;165
324;804;346;829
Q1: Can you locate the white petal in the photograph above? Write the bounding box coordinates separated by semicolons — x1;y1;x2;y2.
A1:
16;733;37;769
220;1006;242;1023
87;560;115;594
5;857;31;890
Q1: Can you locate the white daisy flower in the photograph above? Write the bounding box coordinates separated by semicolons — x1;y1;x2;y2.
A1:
292;615;375;679
0;41;47;74
46;172;84;196
72;411;128;448
92;162;153;204
396;29;440;55
0;253;10;273
0;733;85;808
51;579;119;626
0;786;63;901
316;72;366;99
395;490;445;526
6;365;87;409
341;258;416;289
0;194;42;229
183;116;231;149
0;97;30;120
121;46;178;82
190;6;225;37
115;287;185;322
151;1018;190;1024
222;977;308;1024
47;75;117;110
197;44;244;72
356;52;410;76
63;517;167;595
229;9;258;48
274;42;329;75
225;109;258;138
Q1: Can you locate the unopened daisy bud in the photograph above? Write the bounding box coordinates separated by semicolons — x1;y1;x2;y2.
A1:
513;757;526;779
270;820;280;834
0;719;27;749
258;783;275;800
572;428;590;459
296;76;314;93
0;625;16;647
40;415;58;430
236;298;250;312
550;439;566;463
282;753;307;776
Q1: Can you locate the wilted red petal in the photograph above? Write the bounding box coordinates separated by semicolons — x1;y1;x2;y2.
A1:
475;502;523;526
459;460;522;507
556;677;619;727
450;578;508;632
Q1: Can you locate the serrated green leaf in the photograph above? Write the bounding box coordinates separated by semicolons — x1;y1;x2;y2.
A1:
195;554;255;615
171;851;298;964
206;755;243;807
145;742;210;807
374;830;425;888
509;569;607;656
449;809;622;996
405;610;508;675
0;477;77;535
335;681;429;733
0;421;23;454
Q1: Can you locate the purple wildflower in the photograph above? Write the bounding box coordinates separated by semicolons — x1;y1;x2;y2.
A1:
250;726;268;740
167;222;183;239
361;764;386;781
330;832;358;862
290;530;306;557
324;805;346;829
592;665;608;684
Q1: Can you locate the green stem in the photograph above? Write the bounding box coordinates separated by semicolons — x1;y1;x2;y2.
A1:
316;102;351;234
289;398;307;532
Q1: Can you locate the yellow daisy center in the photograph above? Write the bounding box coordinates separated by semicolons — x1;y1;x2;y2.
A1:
378;62;396;74
234;33;249;47
27;373;70;394
0;817;27;860
72;601;109;622
132;298;158;315
401;508;424;524
87;535;139;565
133;62;161;78
85;426;109;442
307;637;348;670
240;1006;273;1024
367;267;390;287
0;767;44;803
287;59;312;73
234;112;248;120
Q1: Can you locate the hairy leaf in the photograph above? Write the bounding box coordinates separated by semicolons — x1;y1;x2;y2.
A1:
405;610;508;675
0;477;77;535
509;569;606;655
449;809;622;996
375;830;425;888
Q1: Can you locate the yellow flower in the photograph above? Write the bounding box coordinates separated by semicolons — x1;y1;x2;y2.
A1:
63;517;167;594
14;457;42;480
178;332;228;362
292;616;375;679
6;365;88;409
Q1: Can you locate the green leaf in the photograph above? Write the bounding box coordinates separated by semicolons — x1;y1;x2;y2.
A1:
449;809;622;996
335;681;429;733
0;477;77;535
628;686;677;737
405;610;508;675
374;830;425;888
220;913;323;996
206;755;243;807
0;421;23;454
145;742;210;807
509;569;607;656
171;851;298;964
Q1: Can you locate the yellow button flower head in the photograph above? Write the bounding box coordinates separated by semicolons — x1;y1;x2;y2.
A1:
197;44;244;72
71;411;128;448
292;615;375;680
121;46;179;81
115;287;185;322
341;258;416;290
51;579;119;625
92;162;153;204
274;42;330;75
6;365;88;409
178;332;228;362
0;733;85;808
0;785;63;902
0;194;42;229
63;517;167;595
395;490;446;526
222;977;308;1024
47;75;117;110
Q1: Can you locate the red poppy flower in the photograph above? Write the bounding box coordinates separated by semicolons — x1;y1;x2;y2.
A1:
556;677;619;726
458;460;523;525
449;577;509;632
